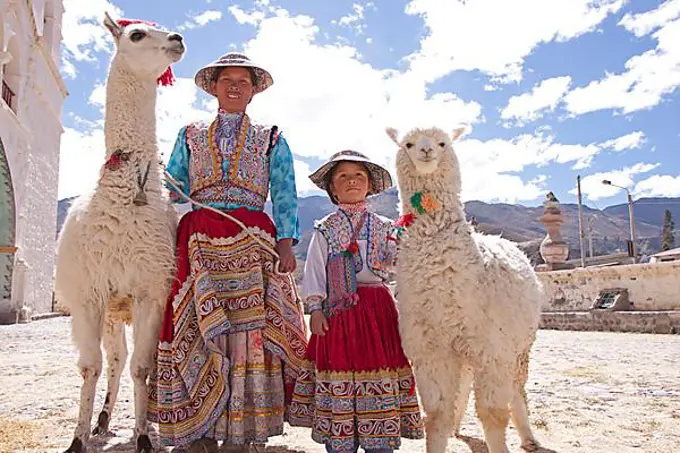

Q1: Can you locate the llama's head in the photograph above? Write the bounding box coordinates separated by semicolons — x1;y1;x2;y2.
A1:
103;12;185;83
386;126;467;194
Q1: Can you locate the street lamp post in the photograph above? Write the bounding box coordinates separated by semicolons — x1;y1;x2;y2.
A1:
602;180;637;259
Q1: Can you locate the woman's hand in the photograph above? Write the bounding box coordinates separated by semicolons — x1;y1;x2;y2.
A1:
276;239;296;273
310;311;329;336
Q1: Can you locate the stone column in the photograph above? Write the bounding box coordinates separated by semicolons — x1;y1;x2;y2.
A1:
537;193;570;270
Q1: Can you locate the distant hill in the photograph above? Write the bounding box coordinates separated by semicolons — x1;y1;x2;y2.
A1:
57;193;680;261
604;197;680;227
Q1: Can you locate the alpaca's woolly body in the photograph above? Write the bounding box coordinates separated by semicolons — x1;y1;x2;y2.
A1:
391;127;542;453
54;17;182;453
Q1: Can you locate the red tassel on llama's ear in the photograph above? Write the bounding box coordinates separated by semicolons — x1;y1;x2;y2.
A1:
115;18;176;87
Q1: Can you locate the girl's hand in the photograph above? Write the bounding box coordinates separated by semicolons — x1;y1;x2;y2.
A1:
310;311;329;336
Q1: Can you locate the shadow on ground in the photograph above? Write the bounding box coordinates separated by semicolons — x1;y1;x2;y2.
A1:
457;435;560;453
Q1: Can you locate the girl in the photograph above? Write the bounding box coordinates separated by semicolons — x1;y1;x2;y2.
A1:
289;150;424;453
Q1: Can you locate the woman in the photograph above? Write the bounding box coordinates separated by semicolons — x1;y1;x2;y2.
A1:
148;52;308;453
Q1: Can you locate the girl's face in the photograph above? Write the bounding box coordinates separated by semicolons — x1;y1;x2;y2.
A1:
330;161;372;204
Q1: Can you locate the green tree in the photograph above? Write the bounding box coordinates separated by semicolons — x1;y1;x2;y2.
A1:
661;209;675;251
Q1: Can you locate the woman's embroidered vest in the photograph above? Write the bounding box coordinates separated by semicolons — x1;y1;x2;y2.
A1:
185;115;275;210
315;211;397;316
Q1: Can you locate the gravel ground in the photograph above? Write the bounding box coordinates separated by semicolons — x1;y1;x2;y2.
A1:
1;317;679;453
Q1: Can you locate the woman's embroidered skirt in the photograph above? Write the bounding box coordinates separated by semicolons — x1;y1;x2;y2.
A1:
148;207;307;447
288;284;424;452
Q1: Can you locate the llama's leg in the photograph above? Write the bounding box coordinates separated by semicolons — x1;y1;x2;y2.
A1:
473;367;513;453
65;304;104;453
130;298;163;453
453;365;474;437
412;356;459;453
92;321;128;436
511;351;539;451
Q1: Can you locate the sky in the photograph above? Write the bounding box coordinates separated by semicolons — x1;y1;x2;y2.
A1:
58;0;680;209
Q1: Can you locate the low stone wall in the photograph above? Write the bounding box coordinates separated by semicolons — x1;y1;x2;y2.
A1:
541;310;680;334
538;261;680;311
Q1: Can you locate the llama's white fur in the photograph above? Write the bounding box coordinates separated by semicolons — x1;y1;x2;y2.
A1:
387;126;543;453
55;14;184;453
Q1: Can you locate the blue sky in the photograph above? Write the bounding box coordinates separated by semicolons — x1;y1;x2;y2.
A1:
58;0;680;209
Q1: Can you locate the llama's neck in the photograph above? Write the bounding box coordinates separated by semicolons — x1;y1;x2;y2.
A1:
400;180;467;226
104;58;158;158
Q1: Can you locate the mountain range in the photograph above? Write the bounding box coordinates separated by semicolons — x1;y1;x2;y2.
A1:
57;191;679;265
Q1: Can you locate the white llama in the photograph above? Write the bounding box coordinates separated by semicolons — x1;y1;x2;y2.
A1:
386;126;543;453
55;13;185;453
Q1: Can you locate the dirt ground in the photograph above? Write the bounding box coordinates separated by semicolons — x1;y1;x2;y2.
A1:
1;317;678;453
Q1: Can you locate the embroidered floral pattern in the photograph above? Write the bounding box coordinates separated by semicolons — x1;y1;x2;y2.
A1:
316;211;396;281
165;114;301;241
289;367;424;451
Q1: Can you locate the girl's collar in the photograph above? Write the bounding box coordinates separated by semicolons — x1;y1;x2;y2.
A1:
338;200;368;214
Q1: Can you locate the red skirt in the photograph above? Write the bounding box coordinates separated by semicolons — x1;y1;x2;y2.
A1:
289;284;424;452
148;207;307;447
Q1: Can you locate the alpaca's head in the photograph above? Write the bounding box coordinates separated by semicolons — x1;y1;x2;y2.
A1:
387;126;466;176
103;12;185;82
386;127;467;196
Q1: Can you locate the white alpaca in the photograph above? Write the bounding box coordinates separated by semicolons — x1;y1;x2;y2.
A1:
386;126;543;453
55;14;185;453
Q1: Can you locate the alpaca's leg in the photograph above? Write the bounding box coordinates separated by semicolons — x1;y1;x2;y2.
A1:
130;298;163;453
65;304;104;453
474;367;513;453
511;351;539;452
453;365;474;437
413;356;459;453
93;321;128;436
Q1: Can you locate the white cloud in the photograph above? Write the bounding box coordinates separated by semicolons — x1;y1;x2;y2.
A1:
60;57;77;79
179;9;224;30
338;3;366;34
563;2;680;115
570;163;660;200
634;174;680;198
404;0;624;84
58;79;214;199
239;10;484;165
194;10;223;26
58;121;106;199
61;0;123;67
500;76;572;126
59;2;660;207
155;79;214;160
229;5;265;26
601;131;646;152
619;0;680;37
292;160;318;195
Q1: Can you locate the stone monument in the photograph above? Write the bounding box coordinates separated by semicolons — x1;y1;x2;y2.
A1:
536;192;571;271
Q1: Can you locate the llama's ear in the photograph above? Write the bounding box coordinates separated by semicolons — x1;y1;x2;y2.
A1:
386;127;400;146
451;126;467;142
103;12;123;40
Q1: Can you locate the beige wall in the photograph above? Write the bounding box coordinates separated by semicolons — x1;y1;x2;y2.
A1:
538;262;680;312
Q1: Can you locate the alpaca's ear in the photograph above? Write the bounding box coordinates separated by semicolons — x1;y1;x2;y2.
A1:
386;127;400;146
451;126;467;142
103;12;123;40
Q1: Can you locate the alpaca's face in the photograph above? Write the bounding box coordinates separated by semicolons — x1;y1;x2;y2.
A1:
105;15;185;80
400;129;451;175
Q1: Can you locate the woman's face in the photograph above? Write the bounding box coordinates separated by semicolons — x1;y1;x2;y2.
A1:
330;161;372;204
211;66;254;113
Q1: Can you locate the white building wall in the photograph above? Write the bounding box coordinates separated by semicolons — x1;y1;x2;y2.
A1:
0;0;66;321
